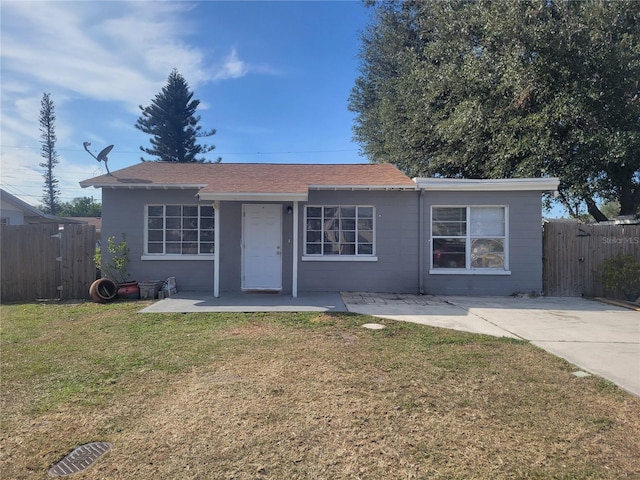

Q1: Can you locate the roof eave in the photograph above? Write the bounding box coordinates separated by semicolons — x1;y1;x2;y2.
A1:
80;182;207;190
414;178;560;192
308;184;417;191
197;192;308;202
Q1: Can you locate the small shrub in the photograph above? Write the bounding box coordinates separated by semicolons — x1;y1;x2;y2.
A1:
93;246;102;280
101;235;130;284
601;252;640;301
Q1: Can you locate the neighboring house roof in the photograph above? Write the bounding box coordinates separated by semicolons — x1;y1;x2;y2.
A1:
68;217;102;231
80;162;418;201
0;189;85;225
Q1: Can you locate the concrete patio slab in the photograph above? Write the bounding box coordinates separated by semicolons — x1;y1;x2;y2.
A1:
139;291;347;313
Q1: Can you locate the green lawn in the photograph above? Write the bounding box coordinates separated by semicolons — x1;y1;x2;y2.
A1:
2;301;639;479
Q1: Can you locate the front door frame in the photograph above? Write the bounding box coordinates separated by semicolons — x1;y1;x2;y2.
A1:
241;203;283;291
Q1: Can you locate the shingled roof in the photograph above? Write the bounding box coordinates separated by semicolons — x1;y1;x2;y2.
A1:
80;162;417;200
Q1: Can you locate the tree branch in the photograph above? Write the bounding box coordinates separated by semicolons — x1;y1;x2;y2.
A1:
585;197;609;223
557;191;580;219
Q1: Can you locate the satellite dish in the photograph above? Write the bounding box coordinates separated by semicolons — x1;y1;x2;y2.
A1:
83;141;113;176
97;145;114;162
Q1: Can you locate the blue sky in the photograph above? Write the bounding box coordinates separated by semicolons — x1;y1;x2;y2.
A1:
0;1;373;206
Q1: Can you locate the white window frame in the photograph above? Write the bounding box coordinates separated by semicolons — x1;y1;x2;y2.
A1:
142;204;215;261
429;205;510;275
302;205;378;262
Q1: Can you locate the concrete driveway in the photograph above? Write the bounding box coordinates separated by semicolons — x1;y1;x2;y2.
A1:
343;293;640;397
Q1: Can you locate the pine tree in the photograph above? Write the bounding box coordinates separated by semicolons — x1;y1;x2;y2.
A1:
39;93;60;215
135;69;219;163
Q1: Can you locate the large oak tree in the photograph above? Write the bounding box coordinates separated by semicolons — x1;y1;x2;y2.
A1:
349;0;640;220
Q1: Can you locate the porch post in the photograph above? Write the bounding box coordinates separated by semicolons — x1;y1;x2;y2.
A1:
214;201;220;298
418;190;425;294
292;201;299;298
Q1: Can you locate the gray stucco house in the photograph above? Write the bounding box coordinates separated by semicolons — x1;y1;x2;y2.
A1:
80;163;558;297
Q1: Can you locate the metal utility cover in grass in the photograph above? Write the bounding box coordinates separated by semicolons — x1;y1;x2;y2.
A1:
48;442;112;477
362;323;385;330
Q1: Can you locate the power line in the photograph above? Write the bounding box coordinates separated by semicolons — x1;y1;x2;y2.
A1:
0;145;359;156
0;183;98;202
0;183;36;198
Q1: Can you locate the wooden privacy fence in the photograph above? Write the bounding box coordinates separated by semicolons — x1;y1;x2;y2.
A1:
1;224;96;302
542;221;640;297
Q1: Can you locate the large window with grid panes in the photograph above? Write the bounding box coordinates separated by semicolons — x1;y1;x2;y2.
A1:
304;206;375;257
145;205;214;255
431;206;507;272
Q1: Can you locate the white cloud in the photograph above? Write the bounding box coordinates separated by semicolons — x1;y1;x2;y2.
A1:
1;2;256;107
214;49;249;80
0;140;101;205
0;115;100;204
2;5;163;107
0;1;275;206
1;107;38;142
0;0;277;121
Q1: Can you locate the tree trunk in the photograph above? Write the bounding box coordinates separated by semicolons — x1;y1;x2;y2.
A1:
618;183;638;216
585;197;609;223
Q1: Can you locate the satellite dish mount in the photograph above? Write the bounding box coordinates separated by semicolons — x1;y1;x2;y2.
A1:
83;142;113;175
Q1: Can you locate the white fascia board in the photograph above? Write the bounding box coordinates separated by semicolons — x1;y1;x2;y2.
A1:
309;184;417;191
197;192;308;202
80;182;207;190
414;177;560;192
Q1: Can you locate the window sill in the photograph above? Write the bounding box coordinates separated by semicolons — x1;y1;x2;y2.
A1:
142;255;214;261
302;256;378;262
429;269;511;275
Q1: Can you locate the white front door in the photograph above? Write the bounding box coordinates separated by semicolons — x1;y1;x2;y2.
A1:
242;204;282;291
